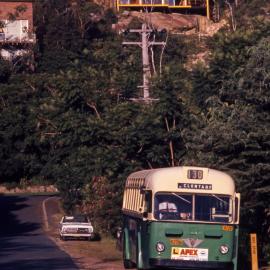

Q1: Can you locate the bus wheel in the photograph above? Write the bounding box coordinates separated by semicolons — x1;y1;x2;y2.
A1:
123;259;135;269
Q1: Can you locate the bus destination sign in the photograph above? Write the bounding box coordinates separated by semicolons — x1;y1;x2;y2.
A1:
178;183;212;190
187;169;203;179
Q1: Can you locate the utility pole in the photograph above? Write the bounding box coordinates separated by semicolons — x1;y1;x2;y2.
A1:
122;23;166;101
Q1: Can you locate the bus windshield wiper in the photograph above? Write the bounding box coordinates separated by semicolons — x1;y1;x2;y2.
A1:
172;193;191;204
212;194;228;205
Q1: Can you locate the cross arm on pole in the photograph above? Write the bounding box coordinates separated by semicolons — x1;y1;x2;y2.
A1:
122;42;142;46
129;29;153;33
149;42;166;46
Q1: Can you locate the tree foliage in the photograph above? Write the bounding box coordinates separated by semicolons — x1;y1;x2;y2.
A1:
0;58;11;83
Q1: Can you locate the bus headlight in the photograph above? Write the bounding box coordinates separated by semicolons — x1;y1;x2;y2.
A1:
156;242;166;252
219;245;229;254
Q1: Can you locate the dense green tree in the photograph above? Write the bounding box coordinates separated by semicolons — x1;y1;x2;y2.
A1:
0;77;51;183
0;58;11;83
34;0;116;71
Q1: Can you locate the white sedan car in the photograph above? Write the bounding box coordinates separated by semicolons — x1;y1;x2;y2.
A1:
59;215;94;241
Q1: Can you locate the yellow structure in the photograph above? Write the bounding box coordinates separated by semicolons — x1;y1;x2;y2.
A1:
250;234;259;270
116;0;211;19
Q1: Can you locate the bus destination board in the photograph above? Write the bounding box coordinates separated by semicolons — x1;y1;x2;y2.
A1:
178;183;212;190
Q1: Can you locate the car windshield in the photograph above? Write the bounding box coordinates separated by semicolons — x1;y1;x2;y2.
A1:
63;215;89;223
154;193;232;223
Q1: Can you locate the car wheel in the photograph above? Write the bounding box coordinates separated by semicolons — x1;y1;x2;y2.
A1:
61;236;67;241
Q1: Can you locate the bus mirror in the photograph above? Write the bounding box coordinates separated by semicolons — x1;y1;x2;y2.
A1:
140;186;146;194
234;193;240;223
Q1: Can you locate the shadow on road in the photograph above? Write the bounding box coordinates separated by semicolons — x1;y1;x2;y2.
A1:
0;194;79;269
0;195;39;236
0;194;41;262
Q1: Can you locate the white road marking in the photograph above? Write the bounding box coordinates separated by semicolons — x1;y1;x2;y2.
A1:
42;196;56;231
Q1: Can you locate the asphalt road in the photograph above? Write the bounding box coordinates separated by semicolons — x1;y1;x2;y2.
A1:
0;194;79;270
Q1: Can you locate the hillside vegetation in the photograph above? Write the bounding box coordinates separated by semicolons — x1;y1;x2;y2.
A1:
0;0;269;268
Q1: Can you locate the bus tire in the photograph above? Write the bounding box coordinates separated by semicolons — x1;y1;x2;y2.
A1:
123;259;135;269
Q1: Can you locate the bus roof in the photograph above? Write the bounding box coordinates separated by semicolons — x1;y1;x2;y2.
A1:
127;166;235;195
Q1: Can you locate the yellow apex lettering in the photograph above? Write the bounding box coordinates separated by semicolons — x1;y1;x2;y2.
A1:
180;249;198;256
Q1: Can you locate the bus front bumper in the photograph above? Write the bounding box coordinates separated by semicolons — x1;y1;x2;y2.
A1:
149;259;233;269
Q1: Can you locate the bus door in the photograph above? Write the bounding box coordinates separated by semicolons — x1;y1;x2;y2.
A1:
128;218;138;262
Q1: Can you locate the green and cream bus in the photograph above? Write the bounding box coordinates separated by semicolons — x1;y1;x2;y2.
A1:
122;166;240;270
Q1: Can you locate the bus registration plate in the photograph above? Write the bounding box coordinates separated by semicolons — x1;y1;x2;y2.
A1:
171;247;208;261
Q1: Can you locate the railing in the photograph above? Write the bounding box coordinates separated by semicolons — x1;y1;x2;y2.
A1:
117;0;206;7
0;33;36;44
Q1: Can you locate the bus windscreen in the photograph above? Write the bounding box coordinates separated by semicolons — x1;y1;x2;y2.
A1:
154;193;232;223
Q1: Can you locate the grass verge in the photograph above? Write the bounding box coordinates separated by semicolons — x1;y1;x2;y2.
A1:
50;212;122;264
